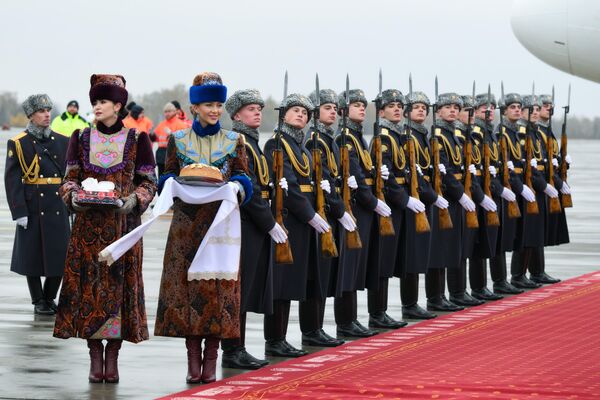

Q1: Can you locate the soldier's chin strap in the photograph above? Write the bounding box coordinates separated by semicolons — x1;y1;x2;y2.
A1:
14;137;40;183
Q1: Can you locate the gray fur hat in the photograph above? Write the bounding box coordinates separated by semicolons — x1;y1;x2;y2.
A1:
225;89;265;117
309;89;338;108
461;95;475;109
521;94;542;108
499;93;522;108
539;94;553;105
405;91;431;107
22;94;53;117
474;93;497;108
338;89;368;110
281;93;314;118
437;92;463;109
377;89;405;107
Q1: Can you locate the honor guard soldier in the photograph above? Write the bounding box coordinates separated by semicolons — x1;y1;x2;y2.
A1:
222;89;283;369
428;93;473;312
304;87;355;346
367;89;417;328
263;93;332;357
4;94;70;315
334;88;391;337
400;91;443;320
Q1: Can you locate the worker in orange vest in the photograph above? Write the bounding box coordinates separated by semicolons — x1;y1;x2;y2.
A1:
154;102;189;178
123;104;154;134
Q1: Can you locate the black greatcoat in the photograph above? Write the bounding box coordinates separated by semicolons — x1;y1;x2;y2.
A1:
334;126;378;292
264;131;322;301
538;124;569;246
495;122;524;253
431;122;466;269
306;129;346;298
5;130;70;277
397;124;437;274
238;132;275;314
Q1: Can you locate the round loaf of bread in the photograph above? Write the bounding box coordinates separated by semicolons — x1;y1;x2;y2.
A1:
179;163;224;182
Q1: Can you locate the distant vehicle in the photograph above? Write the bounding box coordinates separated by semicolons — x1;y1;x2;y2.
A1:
511;0;600;83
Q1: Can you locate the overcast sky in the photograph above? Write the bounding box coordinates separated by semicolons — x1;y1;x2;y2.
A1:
1;0;598;117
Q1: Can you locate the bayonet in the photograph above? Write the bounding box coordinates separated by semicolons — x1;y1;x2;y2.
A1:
472;80;476;100
434;75;438;103
409;73;413;96
315;73;320;107
378;68;383;98
283;70;288;99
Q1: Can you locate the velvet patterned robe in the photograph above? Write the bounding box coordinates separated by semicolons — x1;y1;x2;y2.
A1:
53;120;156;343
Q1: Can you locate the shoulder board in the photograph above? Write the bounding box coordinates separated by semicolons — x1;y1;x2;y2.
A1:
380;127;390;136
472;125;482;134
10;131;27;141
518;126;527;134
454;129;465;139
434;127;442;137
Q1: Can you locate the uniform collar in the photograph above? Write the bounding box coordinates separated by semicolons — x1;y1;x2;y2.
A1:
278;122;305;144
232;120;259;141
311;120;335;139
346;118;363;134
379;118;402;135
26;122;51;140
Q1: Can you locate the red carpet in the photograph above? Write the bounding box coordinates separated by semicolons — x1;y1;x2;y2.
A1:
160;272;600;400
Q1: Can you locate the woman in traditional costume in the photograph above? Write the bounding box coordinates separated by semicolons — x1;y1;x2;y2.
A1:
53;74;157;383
154;72;252;384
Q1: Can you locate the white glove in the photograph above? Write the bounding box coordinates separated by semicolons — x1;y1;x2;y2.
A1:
407;196;426;213
320;179;331;194
489;165;497;177
347;175;358;189
459;193;476;212
15;216;28;229
520;185;536;202
468;164;477;175
552;158;559;167
268;223;288;244
380;165;390;181
507;161;515;171
500;187;516;202
530;158;538;168
544;184;559;198
279;177;288;191
338;212;357;232
565;154;572;164
374;199;392;217
227;181;240;194
434;195;449;209
308;213;330;233
479;195;497;212
438;163;446;175
560;182;571;195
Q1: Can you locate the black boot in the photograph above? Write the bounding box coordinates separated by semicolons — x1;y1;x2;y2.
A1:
449;292;485;307
471;287;504;301
27;277;54;315
511;275;542;289
369;311;407;329
402;303;436;320
43;276;62;312
493;280;524;294
265;339;307;358
222;346;268;370
302;329;344;347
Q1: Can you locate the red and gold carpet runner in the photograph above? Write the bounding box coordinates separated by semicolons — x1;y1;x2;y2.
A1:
160;272;600;399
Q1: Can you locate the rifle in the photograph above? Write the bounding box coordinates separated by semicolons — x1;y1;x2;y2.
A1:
463;82;479;229
524;83;539;215
430;76;452;229
482;84;500;226
273;71;294;264
499;81;521;219
560;84;573;208
372;69;395;236
405;73;430;233
340;74;362;249
312;74;338;257
546;86;562;214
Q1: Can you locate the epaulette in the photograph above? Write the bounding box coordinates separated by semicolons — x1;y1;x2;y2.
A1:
518;126;527;134
434;127;442;137
472;125;482;134
10;131;27;141
454;129;465;140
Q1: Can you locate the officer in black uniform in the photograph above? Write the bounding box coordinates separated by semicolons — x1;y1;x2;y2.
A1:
222;89;282;369
4;94;70;315
334;89;390;337
263;93;332;357
399;92;441;320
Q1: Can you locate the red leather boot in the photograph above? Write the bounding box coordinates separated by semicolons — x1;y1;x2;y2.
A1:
87;340;104;383
104;339;122;383
185;336;202;384
201;337;219;383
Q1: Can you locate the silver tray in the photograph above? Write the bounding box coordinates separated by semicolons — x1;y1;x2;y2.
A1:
175;176;225;187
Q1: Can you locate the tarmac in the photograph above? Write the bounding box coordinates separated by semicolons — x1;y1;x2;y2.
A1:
0;128;598;400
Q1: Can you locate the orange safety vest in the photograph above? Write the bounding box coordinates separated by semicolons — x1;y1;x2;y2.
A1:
123;115;154;133
154;117;188;148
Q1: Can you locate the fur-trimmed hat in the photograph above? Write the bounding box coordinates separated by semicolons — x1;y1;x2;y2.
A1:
89;74;128;106
309;89;338;108
437;92;463;109
461;95;475;109
521;94;542;108
474;93;497;108
280;93;314;116
225;89;264;117
499;93;522;108
189;72;227;105
22;94;53;117
377;89;405;108
338;89;368;110
539;94;553;105
405;91;431;107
